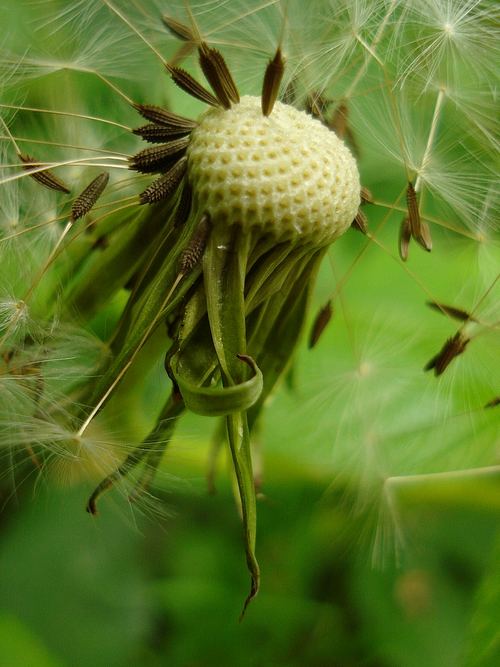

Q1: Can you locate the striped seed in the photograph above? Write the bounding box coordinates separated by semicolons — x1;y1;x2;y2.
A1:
139;157;187;204
261;48;285;117
424;332;470;376
179;214;211;274
71;172;109;221
132;103;197;130
18;152;70;194
309;301;333;349
133;123;193;143
427;301;474;322
399;216;412;261
168;65;220;107
360;186;373;205
352;209;368;234
199;43;240;108
162;15;195;42
129;137;190;173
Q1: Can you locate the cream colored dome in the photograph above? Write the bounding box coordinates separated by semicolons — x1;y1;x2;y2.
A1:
187;96;360;245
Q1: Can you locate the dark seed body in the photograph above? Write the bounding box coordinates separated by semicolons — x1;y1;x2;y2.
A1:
352;209;368;234
427;301;474;322
399;217;412;261
360;186;373;205
198;43;239;109
130;137;190;173
71;172;109;220
162;15;195;42
179;215;211;274
139;157;187;204
424;332;470;376
309;301;333;348
133;123;192;143
18;153;70;194
262;48;285;117
169;66;220;107
485;396;500;408
133;103;197;130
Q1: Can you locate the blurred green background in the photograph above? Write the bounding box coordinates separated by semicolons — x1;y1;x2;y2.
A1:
1;1;499;665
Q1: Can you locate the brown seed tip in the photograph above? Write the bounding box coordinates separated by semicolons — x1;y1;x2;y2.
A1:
427;301;473;323
352;209;368;235
424;332;470;376
484;396;500;409
162;15;195;42
399;217;412;261
309;301;333;349
18;152;71;194
169;65;221;107
179;215;211;274
198;42;240;109
261;48;285;117
71;172;109;221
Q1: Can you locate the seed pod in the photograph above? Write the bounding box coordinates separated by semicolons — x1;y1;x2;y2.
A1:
71;172;109;221
399;216;412;261
129;137;190;173
415;220;432;252
262;48;285;117
199;42;239;108
132;103;197;130
424;332;470;376
179;215;211;274
330;101;348;138
168;65;220;107
18;152;70;194
309;301;333;348
360;186;373;205
427;301;474;322
132;123;193;143
404;182;433;252
139;157;187;204
484;396;500;409
352;209;368;234
161;15;195;42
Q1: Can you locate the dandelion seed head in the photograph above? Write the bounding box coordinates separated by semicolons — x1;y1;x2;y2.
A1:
188;95;360;243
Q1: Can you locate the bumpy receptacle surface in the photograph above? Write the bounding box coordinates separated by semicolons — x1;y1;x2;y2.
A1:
187;95;360;244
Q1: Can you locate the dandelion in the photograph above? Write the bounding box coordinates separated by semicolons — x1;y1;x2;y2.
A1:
0;0;498;614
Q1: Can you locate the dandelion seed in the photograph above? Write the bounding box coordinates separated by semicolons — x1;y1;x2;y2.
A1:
132;103;197;130
424;332;470;376
484;396;499;409
198;43;240;109
427;301;474;323
18;152;70;194
179;214;211;274
261;48;285;117
129;137;190;173
309;301;333;349
70;171;109;221
161;15;195;43
138;157;187;205
360;186;373;205
167;65;221;107
352;209;368;234
398;217;412;261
